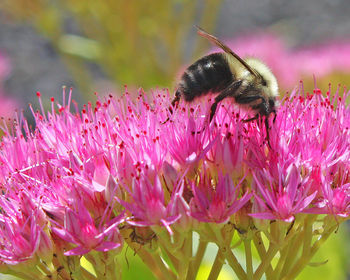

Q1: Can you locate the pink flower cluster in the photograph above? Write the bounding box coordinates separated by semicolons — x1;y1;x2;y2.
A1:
0;84;349;271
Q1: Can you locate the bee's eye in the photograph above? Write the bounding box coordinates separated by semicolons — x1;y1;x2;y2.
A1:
261;79;267;86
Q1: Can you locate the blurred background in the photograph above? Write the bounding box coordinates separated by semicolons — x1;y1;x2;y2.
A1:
0;0;350;279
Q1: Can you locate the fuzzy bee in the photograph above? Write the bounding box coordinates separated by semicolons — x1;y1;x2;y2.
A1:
166;26;279;144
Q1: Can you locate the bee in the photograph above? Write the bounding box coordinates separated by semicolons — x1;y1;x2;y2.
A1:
166;26;279;144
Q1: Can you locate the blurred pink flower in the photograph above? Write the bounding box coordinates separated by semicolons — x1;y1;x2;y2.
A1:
224;33;296;87
294;40;350;77
212;32;350;88
0;51;17;118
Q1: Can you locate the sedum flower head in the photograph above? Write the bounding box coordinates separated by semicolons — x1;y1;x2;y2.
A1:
0;85;349;279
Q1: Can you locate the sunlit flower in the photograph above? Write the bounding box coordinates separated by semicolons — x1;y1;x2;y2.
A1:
51;200;124;256
0;85;349;279
251;164;317;222
0;193;52;265
190;173;251;223
118;174;181;234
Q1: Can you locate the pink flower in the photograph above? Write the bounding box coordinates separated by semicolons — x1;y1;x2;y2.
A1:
0;83;349;279
118;173;181;234
190;173;251;223
51;200;124;256
164;114;212;176
0;193;52;264
306;173;350;217
206;114;245;176
223;32;296;88
322;183;350;217
251;164;317;222
293;40;350;78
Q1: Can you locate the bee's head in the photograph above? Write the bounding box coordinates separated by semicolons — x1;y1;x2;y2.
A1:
245;58;279;114
246;58;278;94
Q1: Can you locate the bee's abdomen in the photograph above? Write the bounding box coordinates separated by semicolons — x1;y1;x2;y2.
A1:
178;53;234;102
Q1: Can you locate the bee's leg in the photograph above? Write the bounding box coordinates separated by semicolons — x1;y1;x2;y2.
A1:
242;114;271;147
162;91;181;124
209;80;242;123
272;109;277;123
170;91;181;113
192;96;222;134
241;114;259;123
161;117;170;125
209;96;226;123
265;116;272;148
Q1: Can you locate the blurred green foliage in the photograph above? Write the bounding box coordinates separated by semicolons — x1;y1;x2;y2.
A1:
0;0;222;95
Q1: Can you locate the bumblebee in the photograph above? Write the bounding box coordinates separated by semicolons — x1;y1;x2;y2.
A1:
167;26;279;143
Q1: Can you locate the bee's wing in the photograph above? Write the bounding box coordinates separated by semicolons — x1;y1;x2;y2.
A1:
195;26;258;77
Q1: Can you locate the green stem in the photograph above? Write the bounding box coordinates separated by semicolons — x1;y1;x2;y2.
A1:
302;215;316;257
45;261;60;280
252;232;273;279
52;253;72;280
275;216;307;279
152;253;177;280
207;250;225;280
225;248;247;280
67;256;84;280
244;240;253;280
85;254;97;267
81;267;97;280
279;228;304;278
253;221;285;280
2;270;42;280
157;230;193;278
253;243;279;280
282;224;337;280
177;234;192;279
206;223;245;279
157;228;186;258
161;245;180;273
204;223;225;244
89;252;105;279
272;239;292;280
130;245;174;280
186;240;208;280
105;255;122;280
36;262;52;276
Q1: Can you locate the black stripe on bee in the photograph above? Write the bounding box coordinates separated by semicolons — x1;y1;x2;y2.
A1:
177;53;234;102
